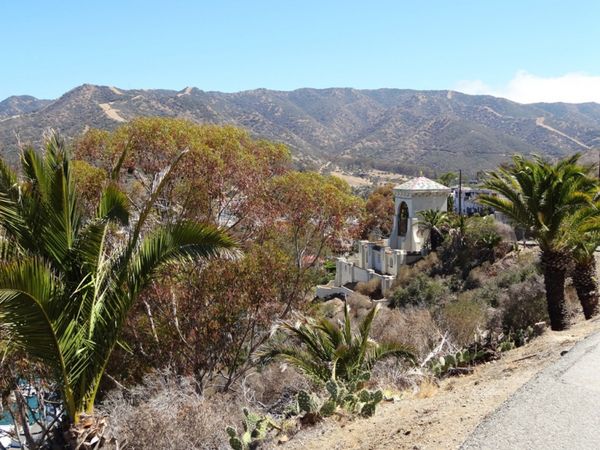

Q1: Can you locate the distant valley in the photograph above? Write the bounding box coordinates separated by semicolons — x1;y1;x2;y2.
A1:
2;84;600;175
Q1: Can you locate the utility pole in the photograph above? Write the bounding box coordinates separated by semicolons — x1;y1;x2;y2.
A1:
458;169;462;217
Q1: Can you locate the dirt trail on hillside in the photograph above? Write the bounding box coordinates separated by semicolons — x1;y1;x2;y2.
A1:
535;117;590;149
280;317;600;450
99;102;126;122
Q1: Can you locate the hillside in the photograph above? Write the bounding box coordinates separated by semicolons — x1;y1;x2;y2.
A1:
1;84;600;173
282;317;600;450
0;95;52;118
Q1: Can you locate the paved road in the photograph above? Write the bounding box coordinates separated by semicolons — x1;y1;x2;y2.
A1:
461;331;600;450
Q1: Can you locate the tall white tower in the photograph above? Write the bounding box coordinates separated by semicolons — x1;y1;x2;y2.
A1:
388;177;451;252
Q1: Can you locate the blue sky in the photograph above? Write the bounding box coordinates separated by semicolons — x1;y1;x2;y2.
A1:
2;1;600;103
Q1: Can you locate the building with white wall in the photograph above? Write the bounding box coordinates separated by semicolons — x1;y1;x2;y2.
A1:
452;186;496;216
329;177;451;295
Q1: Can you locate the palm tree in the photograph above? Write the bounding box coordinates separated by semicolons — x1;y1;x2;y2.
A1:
564;205;600;319
479;154;596;330
0;133;236;444
437;172;457;188
417;209;449;251
260;303;414;385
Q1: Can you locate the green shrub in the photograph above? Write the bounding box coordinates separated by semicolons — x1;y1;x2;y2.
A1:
472;258;540;308
389;273;449;308
446;274;465;292
323;260;337;273
438;216;507;278
495;262;539;289
500;275;548;333
478;282;503;307
440;295;487;347
393;253;440;288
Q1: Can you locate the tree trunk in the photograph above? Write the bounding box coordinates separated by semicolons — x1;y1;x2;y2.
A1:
572;259;599;320
431;230;440;252
541;251;570;331
65;413;108;449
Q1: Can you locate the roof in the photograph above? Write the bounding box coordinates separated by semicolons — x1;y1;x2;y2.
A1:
450;185;494;193
395;176;450;192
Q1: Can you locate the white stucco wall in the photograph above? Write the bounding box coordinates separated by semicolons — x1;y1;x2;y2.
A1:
390;192;448;252
334;178;449;298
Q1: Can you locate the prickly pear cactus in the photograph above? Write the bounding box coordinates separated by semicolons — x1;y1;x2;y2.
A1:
360;402;376;417
498;340;515;352
357;389;370;403
226;409;274;450
325;379;348;403
326;379;340;399
226;426;250;450
243;408;259;432
252;417;269;440
319;399;337;417
297;390;318;413
358;371;371;382
371;389;383;404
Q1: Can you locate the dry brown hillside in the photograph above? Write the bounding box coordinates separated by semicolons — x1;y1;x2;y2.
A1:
3;85;600;174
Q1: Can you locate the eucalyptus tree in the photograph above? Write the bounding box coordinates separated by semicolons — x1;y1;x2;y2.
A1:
0;133;235;444
479;154;595;330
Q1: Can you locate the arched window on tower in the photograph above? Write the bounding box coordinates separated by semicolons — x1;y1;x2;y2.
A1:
398;202;409;237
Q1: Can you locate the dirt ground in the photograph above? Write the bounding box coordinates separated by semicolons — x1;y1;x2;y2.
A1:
280;316;600;450
328;167;407;188
330;171;372;187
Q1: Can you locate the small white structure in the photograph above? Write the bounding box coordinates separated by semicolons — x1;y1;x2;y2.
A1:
329;177;450;295
452;186;496;216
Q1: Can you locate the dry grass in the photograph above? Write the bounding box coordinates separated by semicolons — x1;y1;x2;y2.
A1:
355;278;381;299
318;293;374;321
346;293;374;318
101;364;311;449
371;359;424;392
494;221;517;242
441;294;487;347
415;378;439;399
243;363;310;413
371;306;440;360
101;371;245;450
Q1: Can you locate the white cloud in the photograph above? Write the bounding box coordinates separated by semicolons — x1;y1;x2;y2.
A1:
456;71;600;104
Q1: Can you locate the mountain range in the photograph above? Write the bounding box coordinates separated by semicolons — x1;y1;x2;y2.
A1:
1;84;600;174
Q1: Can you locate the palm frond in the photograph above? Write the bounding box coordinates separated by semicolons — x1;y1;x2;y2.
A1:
261;304;414;385
0;132;238;422
364;342;416;372
97;183;129;225
482;153;596;252
124;221;237;298
357;303;379;368
258;344;331;383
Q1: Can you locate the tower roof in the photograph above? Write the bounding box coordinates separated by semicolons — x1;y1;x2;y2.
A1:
395;176;450;192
